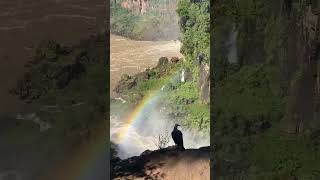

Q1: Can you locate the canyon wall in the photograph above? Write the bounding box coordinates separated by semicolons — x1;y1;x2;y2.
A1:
284;2;320;133
121;0;150;14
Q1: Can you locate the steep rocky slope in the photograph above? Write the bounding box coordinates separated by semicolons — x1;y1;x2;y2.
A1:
111;146;210;180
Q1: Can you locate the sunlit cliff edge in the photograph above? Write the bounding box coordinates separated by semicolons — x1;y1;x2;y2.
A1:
111;146;210;180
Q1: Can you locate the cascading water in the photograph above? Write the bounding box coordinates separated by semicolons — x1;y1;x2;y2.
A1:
227;25;238;63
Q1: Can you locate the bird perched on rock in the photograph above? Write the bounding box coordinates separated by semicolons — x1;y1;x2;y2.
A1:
171;124;185;150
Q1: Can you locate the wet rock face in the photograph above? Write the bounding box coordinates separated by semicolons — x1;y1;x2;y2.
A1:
283;5;320;134
198;62;210;104
191;53;210;104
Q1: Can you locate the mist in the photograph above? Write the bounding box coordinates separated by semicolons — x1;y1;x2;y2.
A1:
111;0;181;41
111;107;209;159
145;3;180;41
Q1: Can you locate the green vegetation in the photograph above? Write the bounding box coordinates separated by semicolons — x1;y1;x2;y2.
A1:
213;0;320;179
177;0;210;62
170;0;210;131
162;64;210;132
114;61;210;132
111;0;210;133
111;0;210;134
110;0;179;40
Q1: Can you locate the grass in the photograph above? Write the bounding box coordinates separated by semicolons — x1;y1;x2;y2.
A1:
112;59;210;133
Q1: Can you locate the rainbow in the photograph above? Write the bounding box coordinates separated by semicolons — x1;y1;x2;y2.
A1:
113;69;182;144
114;89;162;143
45;121;108;180
44;69;180;180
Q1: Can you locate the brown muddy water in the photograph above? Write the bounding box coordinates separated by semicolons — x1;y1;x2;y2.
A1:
110;34;182;97
0;1;107;179
0;0;107;114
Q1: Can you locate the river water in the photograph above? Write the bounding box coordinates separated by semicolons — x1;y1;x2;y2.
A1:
0;0;107;114
0;1;107;179
110;34;183;97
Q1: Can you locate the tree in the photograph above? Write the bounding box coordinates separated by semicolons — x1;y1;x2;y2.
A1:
153;130;170;149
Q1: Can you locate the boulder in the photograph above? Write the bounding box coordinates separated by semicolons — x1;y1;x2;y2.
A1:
147;70;157;78
157;57;169;66
121;74;131;81
170;57;180;63
114;77;137;93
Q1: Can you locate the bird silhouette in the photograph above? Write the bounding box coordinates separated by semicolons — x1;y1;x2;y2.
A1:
171;124;185;150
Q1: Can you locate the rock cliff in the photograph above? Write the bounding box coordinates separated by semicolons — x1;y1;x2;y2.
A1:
111;146;210;180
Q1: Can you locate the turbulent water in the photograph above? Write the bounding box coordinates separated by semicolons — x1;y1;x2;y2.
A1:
110;34;209;159
0;1;107;179
110;34;183;97
0;0;106;114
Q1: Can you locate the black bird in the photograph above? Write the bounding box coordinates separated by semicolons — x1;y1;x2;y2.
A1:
171;124;185;150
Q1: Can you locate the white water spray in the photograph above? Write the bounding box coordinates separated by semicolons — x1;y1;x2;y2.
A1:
111;105;209;159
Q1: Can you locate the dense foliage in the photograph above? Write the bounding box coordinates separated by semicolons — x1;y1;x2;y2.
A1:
110;0;180;40
213;0;320;179
177;0;210;62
